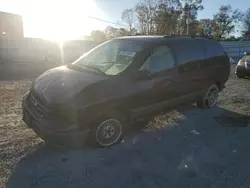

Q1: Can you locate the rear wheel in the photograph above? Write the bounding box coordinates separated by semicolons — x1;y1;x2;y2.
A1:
87;113;128;147
197;84;219;109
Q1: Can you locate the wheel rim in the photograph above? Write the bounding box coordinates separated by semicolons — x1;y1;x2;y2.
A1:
96;119;122;147
206;88;218;107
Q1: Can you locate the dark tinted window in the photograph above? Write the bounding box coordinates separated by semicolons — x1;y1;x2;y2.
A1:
200;39;225;58
171;39;205;65
140;45;175;73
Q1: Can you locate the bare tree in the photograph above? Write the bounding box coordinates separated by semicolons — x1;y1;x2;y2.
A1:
135;3;148;34
197;19;214;37
213;5;243;40
121;9;134;33
105;26;119;39
117;28;129;36
154;0;182;35
90;30;107;41
135;0;157;35
128;0;204;35
242;8;250;40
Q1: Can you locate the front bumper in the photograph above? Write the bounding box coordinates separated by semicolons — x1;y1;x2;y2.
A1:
235;65;250;76
22;93;90;147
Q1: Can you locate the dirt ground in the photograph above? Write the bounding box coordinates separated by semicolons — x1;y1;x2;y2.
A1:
1;66;250;188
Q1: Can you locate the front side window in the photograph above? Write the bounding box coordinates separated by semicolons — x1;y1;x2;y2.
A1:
73;40;144;75
140;45;175;74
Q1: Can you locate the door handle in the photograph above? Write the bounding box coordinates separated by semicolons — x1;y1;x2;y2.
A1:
154;77;173;87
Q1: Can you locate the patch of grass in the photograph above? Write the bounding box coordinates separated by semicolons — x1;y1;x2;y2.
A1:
0;80;42;188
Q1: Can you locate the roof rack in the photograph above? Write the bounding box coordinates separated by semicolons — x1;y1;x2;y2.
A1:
163;35;212;40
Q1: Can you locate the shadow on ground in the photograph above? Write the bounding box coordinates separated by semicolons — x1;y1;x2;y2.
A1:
7;106;250;188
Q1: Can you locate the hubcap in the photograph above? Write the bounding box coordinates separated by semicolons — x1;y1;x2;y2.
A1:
206;88;218;107
96;119;122;147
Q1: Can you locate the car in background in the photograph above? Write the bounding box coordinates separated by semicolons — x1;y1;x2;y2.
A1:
22;36;230;148
236;52;250;78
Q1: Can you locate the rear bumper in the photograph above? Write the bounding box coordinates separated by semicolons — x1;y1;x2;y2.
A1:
22;93;90;147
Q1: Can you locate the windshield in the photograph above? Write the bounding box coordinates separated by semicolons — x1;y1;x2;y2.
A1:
73;39;144;75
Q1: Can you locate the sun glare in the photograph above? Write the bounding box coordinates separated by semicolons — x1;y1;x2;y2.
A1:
22;0;106;41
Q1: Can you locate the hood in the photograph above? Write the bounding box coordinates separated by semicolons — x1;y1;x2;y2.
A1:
33;66;107;104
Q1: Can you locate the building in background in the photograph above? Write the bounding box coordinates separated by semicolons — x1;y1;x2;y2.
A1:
0;11;23;39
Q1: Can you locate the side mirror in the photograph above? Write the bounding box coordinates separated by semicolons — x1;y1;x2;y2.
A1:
137;69;152;79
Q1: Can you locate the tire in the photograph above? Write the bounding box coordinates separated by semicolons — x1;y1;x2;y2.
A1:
87;112;128;147
236;73;245;79
197;84;219;109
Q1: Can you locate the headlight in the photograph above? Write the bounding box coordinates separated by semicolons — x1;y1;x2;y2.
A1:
237;60;245;66
22;91;30;107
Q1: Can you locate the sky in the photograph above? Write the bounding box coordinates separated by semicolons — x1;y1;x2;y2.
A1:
0;0;248;40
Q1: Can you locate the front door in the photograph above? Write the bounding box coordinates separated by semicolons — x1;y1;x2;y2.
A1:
131;45;180;116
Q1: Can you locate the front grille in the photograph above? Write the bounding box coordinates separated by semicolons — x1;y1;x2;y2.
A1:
27;92;51;120
26;91;71;131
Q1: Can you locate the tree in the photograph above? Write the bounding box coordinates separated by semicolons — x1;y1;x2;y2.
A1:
135;0;157;35
105;26;119;39
121;9;134;33
130;28;138;35
242;8;250;40
135;3;148;34
179;0;204;35
197;19;214;37
213;5;242;41
154;0;182;35
80;35;92;40
117;28;128;36
225;35;237;41
125;0;204;36
90;30;106;41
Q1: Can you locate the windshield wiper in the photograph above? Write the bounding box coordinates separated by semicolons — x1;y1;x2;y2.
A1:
67;63;105;75
66;63;85;71
81;64;106;75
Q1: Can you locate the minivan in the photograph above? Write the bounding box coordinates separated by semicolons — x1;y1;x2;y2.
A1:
22;36;230;147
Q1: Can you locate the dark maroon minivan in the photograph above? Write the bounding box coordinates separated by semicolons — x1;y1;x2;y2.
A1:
22;36;230;147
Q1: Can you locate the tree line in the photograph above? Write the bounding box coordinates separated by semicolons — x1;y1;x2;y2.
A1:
83;0;250;41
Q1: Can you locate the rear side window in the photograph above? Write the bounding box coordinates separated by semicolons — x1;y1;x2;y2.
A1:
171;39;205;65
140;45;175;74
201;40;225;58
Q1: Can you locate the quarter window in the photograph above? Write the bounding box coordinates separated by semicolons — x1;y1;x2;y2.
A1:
172;39;205;65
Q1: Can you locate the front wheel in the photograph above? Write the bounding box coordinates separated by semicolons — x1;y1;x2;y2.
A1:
197;84;219;109
236;73;245;79
87;114;127;147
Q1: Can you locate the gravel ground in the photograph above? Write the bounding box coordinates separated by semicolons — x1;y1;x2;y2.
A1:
1;66;250;188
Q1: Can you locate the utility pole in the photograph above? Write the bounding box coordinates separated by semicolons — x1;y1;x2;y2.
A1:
186;0;202;36
186;9;190;35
